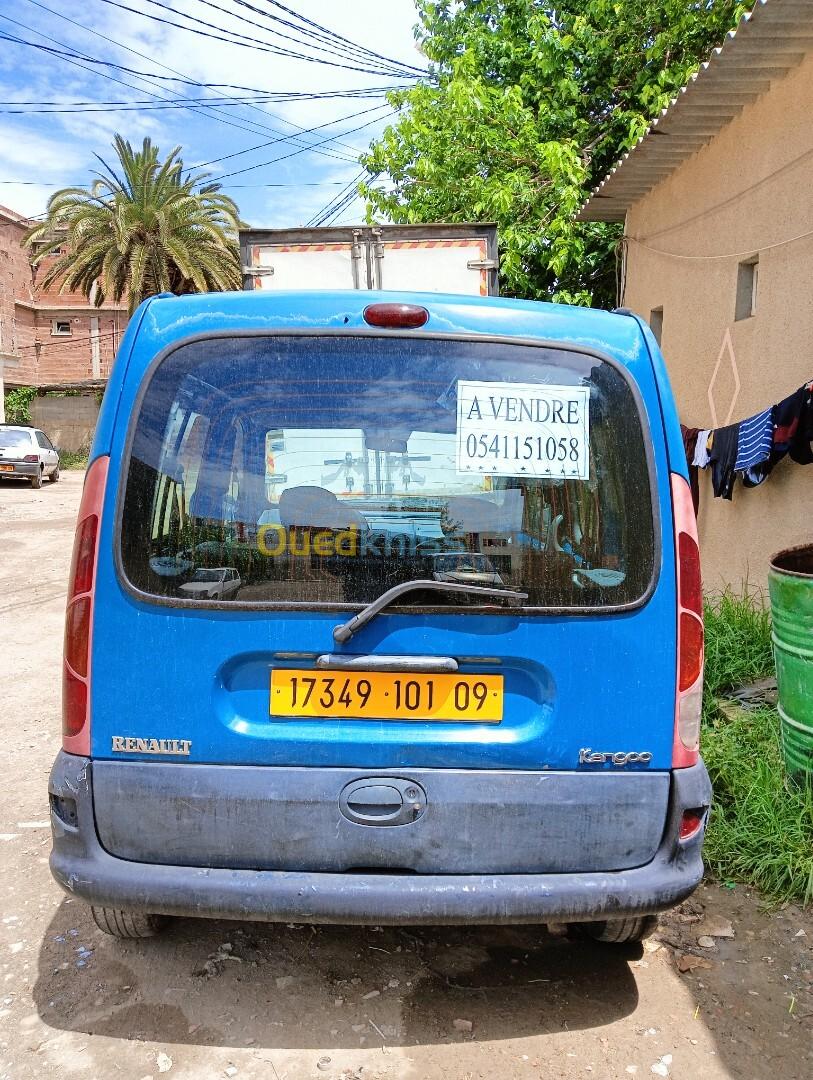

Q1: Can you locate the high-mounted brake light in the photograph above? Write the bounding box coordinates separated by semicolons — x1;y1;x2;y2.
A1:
363;303;429;329
671;474;704;767
63;455;108;756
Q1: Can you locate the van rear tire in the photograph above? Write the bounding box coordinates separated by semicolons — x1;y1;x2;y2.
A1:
90;906;168;939
571;915;658;944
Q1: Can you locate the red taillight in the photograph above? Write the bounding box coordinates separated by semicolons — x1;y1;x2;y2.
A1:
63;456;108;756
23;454;39;462
678;532;702;614
672;474;704;767
363;303;429;328
64;597;91;677
70;517;98;598
62;669;88;739
679;612;704;691
679;808;706;841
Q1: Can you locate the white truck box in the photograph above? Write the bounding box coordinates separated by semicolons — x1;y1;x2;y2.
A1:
240;223;498;296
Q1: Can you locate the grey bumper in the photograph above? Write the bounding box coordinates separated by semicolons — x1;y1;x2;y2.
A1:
49;751;711;926
0;462;39;477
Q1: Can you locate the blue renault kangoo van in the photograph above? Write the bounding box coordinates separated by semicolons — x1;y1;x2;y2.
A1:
49;291;710;943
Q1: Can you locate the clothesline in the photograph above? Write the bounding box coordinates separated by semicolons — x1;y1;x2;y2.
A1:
681;379;813;511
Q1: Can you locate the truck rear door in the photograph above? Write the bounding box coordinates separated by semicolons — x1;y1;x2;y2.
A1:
371;234;493;295
246;237;362;290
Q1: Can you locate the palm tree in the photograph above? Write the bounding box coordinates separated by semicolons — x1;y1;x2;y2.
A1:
24;136;244;315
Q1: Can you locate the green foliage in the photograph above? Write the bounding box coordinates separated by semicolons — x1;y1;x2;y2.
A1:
4;385;37;425
24;136;244;316
702;592;813;906
703;705;813;906
59;447;90;470
702;589;774;703
362;0;747;305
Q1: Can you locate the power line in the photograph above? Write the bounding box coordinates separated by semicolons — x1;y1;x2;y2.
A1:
2;14;352;156
21;0;410;160
194;104;390;168
306;170;367;227
0;178;350;188
0;89;393;109
0;30;400;96
92;0;417;78
17;331;122;352
256;0;426;76
15;3;365;161
320;190;364;227
194;0;425;78
211;114;392;181
189;0;415;77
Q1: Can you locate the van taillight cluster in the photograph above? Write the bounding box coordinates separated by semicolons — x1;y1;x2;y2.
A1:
671;474;704;767
63;456;108;756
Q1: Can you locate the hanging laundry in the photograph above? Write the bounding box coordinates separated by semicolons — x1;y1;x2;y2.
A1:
693;429;712;469
709;422;739;500
680;425;701;514
682;379;812;500
755;381;813;478
773;384;808;457
735;407;773;471
788;381;813;465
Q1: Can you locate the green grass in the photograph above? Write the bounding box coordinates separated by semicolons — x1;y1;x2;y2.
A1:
58;447;89;470
702;588;773;702
702;591;813;906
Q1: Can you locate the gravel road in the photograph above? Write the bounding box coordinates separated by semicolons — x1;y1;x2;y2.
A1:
0;471;810;1080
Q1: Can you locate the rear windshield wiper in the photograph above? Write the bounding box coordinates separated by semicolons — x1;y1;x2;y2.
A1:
333;580;528;644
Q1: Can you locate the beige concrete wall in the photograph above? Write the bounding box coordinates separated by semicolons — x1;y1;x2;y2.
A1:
30;395;99;453
623;52;813;594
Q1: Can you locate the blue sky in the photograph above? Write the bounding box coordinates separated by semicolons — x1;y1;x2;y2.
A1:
0;0;424;226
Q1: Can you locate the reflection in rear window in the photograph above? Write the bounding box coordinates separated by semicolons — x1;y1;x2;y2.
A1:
0;429;33;449
120;335;656;609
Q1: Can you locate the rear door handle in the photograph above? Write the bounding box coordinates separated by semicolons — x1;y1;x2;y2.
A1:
316;654;459;674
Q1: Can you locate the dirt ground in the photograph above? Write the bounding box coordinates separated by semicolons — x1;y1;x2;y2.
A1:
0;470;811;1080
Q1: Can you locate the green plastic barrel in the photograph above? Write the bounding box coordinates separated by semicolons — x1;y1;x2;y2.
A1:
769;544;813;783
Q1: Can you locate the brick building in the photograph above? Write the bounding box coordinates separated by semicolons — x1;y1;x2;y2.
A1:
0;203;128;421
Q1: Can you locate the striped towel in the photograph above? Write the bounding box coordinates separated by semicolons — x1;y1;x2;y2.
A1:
734;407;773;471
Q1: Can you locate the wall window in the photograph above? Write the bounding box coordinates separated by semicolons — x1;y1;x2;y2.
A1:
51;319;72;336
735;256;758;321
649;307;664;346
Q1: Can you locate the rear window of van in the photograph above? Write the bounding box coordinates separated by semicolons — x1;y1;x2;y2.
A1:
119;335;656;610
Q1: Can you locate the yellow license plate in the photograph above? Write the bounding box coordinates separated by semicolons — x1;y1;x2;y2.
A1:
271;670;503;723
0;464;13;472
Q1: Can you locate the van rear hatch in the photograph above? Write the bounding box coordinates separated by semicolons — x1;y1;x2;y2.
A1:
90;326;676;873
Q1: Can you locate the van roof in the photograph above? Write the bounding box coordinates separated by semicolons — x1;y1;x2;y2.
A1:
132;290;650;373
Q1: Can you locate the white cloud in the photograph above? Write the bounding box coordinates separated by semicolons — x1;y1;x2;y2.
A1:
0;0;423;223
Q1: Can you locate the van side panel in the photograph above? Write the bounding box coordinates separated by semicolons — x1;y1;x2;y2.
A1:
89;299;152;461
627;312;688;483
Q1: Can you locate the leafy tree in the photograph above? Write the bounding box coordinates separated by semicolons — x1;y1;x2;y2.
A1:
3;385;37;425
362;1;746;306
25;136;243;315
